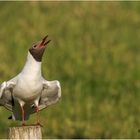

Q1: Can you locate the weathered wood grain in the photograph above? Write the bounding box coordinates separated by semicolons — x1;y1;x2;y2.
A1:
8;125;42;139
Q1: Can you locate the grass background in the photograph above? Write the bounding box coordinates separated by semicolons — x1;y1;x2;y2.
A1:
0;1;140;138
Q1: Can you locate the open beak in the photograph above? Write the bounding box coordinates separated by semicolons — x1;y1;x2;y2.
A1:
39;35;51;48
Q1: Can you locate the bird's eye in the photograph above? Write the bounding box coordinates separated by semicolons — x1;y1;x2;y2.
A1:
33;45;37;48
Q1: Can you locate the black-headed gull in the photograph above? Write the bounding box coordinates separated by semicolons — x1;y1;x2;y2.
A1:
0;36;61;126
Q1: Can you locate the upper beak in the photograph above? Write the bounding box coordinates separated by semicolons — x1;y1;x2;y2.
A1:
39;35;51;47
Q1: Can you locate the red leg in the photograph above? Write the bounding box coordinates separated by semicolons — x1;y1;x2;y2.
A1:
21;106;25;126
36;106;39;124
35;106;43;127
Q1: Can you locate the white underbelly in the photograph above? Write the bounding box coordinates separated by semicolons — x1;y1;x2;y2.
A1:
13;79;43;102
13;89;41;102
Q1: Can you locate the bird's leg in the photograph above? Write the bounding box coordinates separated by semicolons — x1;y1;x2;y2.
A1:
36;105;39;124
35;106;43;127
34;101;43;127
21;105;25;126
19;101;25;127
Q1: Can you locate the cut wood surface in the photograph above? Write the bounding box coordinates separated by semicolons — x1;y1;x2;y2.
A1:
8;125;42;139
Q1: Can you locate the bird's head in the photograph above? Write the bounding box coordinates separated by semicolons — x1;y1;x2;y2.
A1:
29;35;51;62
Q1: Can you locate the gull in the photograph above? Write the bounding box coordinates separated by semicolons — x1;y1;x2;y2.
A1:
0;35;61;126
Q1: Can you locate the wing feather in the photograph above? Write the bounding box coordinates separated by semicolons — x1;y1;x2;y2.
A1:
38;80;61;111
0;81;16;111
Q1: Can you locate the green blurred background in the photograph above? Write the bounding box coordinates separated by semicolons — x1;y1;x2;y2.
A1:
0;1;140;138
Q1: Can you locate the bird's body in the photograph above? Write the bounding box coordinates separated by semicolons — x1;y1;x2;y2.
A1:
13;52;42;103
0;36;61;124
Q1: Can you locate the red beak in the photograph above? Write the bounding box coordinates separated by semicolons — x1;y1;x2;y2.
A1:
39;35;51;48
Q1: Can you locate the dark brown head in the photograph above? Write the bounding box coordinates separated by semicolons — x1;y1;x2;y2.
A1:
29;35;51;62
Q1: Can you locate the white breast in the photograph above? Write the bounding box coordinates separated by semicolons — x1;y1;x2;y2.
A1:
13;75;43;102
12;52;43;102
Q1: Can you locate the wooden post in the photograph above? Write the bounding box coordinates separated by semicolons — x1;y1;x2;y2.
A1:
8;125;42;139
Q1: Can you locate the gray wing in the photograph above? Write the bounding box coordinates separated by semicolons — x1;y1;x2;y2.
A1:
0;80;16;111
38;80;61;111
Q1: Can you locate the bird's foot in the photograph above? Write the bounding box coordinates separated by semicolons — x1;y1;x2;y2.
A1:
36;122;43;127
22;123;25;127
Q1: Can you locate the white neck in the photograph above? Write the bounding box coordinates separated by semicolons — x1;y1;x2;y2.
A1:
21;52;42;76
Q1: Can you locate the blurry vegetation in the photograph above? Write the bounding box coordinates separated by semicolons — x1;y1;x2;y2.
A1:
0;1;140;138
